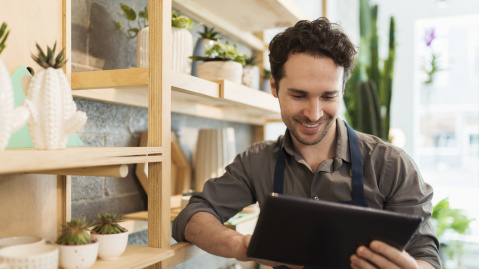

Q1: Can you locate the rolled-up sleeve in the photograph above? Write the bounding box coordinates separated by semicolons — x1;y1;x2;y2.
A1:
172;153;257;242
382;148;441;269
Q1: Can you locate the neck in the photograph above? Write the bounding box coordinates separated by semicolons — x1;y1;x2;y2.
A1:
291;121;337;172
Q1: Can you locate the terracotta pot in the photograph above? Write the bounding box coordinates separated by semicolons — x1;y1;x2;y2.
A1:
197;61;243;84
90;231;128;260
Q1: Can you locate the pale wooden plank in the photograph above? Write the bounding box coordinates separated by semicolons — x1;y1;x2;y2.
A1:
56;175;71;238
219;80;280;113
33;164;129;177
0;147;165;174
72;87;149;108
148;1;172;269
90;245;174;269
71;68;148;89
167;242;205;268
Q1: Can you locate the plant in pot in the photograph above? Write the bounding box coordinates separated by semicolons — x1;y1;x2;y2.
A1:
21;42;87;150
242;56;259;90
56;218;99;269
90;213;128;260
191;25;220;76
0;22;29;150
261;68;272;93
190;40;247;84
117;4;194;74
432;197;475;269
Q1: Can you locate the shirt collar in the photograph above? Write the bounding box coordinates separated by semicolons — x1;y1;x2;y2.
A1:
280;118;352;172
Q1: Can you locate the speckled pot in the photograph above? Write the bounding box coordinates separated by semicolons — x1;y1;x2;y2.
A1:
90;231;128;260
197;61;242;84
57;240;99;269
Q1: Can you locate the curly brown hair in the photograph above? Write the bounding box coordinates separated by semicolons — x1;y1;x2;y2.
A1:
269;18;357;92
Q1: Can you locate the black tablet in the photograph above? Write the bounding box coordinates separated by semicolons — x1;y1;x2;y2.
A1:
246;194;423;269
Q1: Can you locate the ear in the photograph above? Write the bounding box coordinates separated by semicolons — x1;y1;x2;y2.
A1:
270;77;278;98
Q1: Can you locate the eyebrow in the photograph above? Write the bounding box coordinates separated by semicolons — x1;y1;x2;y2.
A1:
287;88;339;95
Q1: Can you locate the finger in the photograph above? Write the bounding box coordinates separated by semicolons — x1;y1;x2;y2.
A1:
356;246;400;269
370;241;416;268
350;254;378;269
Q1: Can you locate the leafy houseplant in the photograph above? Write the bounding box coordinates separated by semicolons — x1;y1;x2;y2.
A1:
0;22;29;151
190;41;248;84
192;25;221;76
343;0;395;142
432;198;474;268
119;3;194;73
56;218;99;269
90;213;129;260
261;68;272;93
242;56;260;90
22;42;87;150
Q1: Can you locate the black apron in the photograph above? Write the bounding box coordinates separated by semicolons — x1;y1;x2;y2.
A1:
273;122;368;269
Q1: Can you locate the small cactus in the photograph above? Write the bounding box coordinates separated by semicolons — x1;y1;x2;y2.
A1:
90;213;127;234
198;25;220;41
56;218;94;245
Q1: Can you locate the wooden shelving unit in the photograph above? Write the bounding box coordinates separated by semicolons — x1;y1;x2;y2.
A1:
0;0;310;268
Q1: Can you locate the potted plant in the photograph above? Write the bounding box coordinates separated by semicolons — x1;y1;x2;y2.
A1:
21;42;87;150
0;22;29;150
190;40;247;84
191;25;220;76
242;56;260;90
431;198;475;268
117;4;194;74
90;213;128;260
56;218;99;269
261;68;272;93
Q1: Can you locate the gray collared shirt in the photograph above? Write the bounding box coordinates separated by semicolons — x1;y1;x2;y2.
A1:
172;119;441;268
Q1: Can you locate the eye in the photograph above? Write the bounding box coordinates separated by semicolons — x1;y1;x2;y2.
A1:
291;95;306;100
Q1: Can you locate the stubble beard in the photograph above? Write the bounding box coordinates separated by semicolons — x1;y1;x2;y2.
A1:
286;116;336;146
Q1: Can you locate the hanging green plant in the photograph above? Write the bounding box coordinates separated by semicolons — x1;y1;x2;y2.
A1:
116;3;148;39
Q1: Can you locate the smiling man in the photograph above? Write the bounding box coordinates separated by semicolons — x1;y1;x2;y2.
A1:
173;18;440;269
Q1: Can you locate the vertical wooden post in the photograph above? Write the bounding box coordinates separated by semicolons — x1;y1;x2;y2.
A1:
62;0;71;80
322;0;328;18
148;0;172;268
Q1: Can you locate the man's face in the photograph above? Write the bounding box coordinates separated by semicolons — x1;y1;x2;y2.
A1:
271;53;344;146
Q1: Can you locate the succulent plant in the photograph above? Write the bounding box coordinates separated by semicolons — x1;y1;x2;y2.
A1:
56;218;94;245
172;10;194;30
245;56;256;66
189;40;248;65
198;25;220;41
31;42;67;69
0;22;10;55
90;213;127;234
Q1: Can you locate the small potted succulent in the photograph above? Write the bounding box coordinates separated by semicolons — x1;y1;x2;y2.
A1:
90;213;128;260
191;25;220;76
0;22;29;150
56;218;99;269
242;56;260;90
21;42;87;150
117;4;194;74
190;40;248;84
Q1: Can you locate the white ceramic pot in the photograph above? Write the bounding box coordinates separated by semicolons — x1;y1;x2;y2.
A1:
0;236;44;249
242;65;260;90
90;231;128;260
136;26;193;74
197;61;243;84
57;241;99;269
21;68;87;150
191;38;217;76
0;244;58;269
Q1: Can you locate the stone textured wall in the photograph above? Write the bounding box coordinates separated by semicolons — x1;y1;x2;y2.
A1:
71;1;254;268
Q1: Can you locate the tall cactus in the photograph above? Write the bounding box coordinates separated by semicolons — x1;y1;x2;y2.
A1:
343;0;395;142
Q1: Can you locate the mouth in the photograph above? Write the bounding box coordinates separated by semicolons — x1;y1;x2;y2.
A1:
302;122;320;128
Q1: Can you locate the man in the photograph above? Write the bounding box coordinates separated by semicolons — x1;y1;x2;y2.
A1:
173;18;440;269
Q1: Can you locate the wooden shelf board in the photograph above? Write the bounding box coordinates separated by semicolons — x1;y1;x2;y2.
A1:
71;70;280;125
90;245;173;269
172;0;311;50
167;242;205;267
0;147;164;175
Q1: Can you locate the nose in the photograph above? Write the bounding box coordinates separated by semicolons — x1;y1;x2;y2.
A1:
304;98;323;122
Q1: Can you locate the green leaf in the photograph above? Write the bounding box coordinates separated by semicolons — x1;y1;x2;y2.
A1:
116;20;123;30
120;3;136;21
